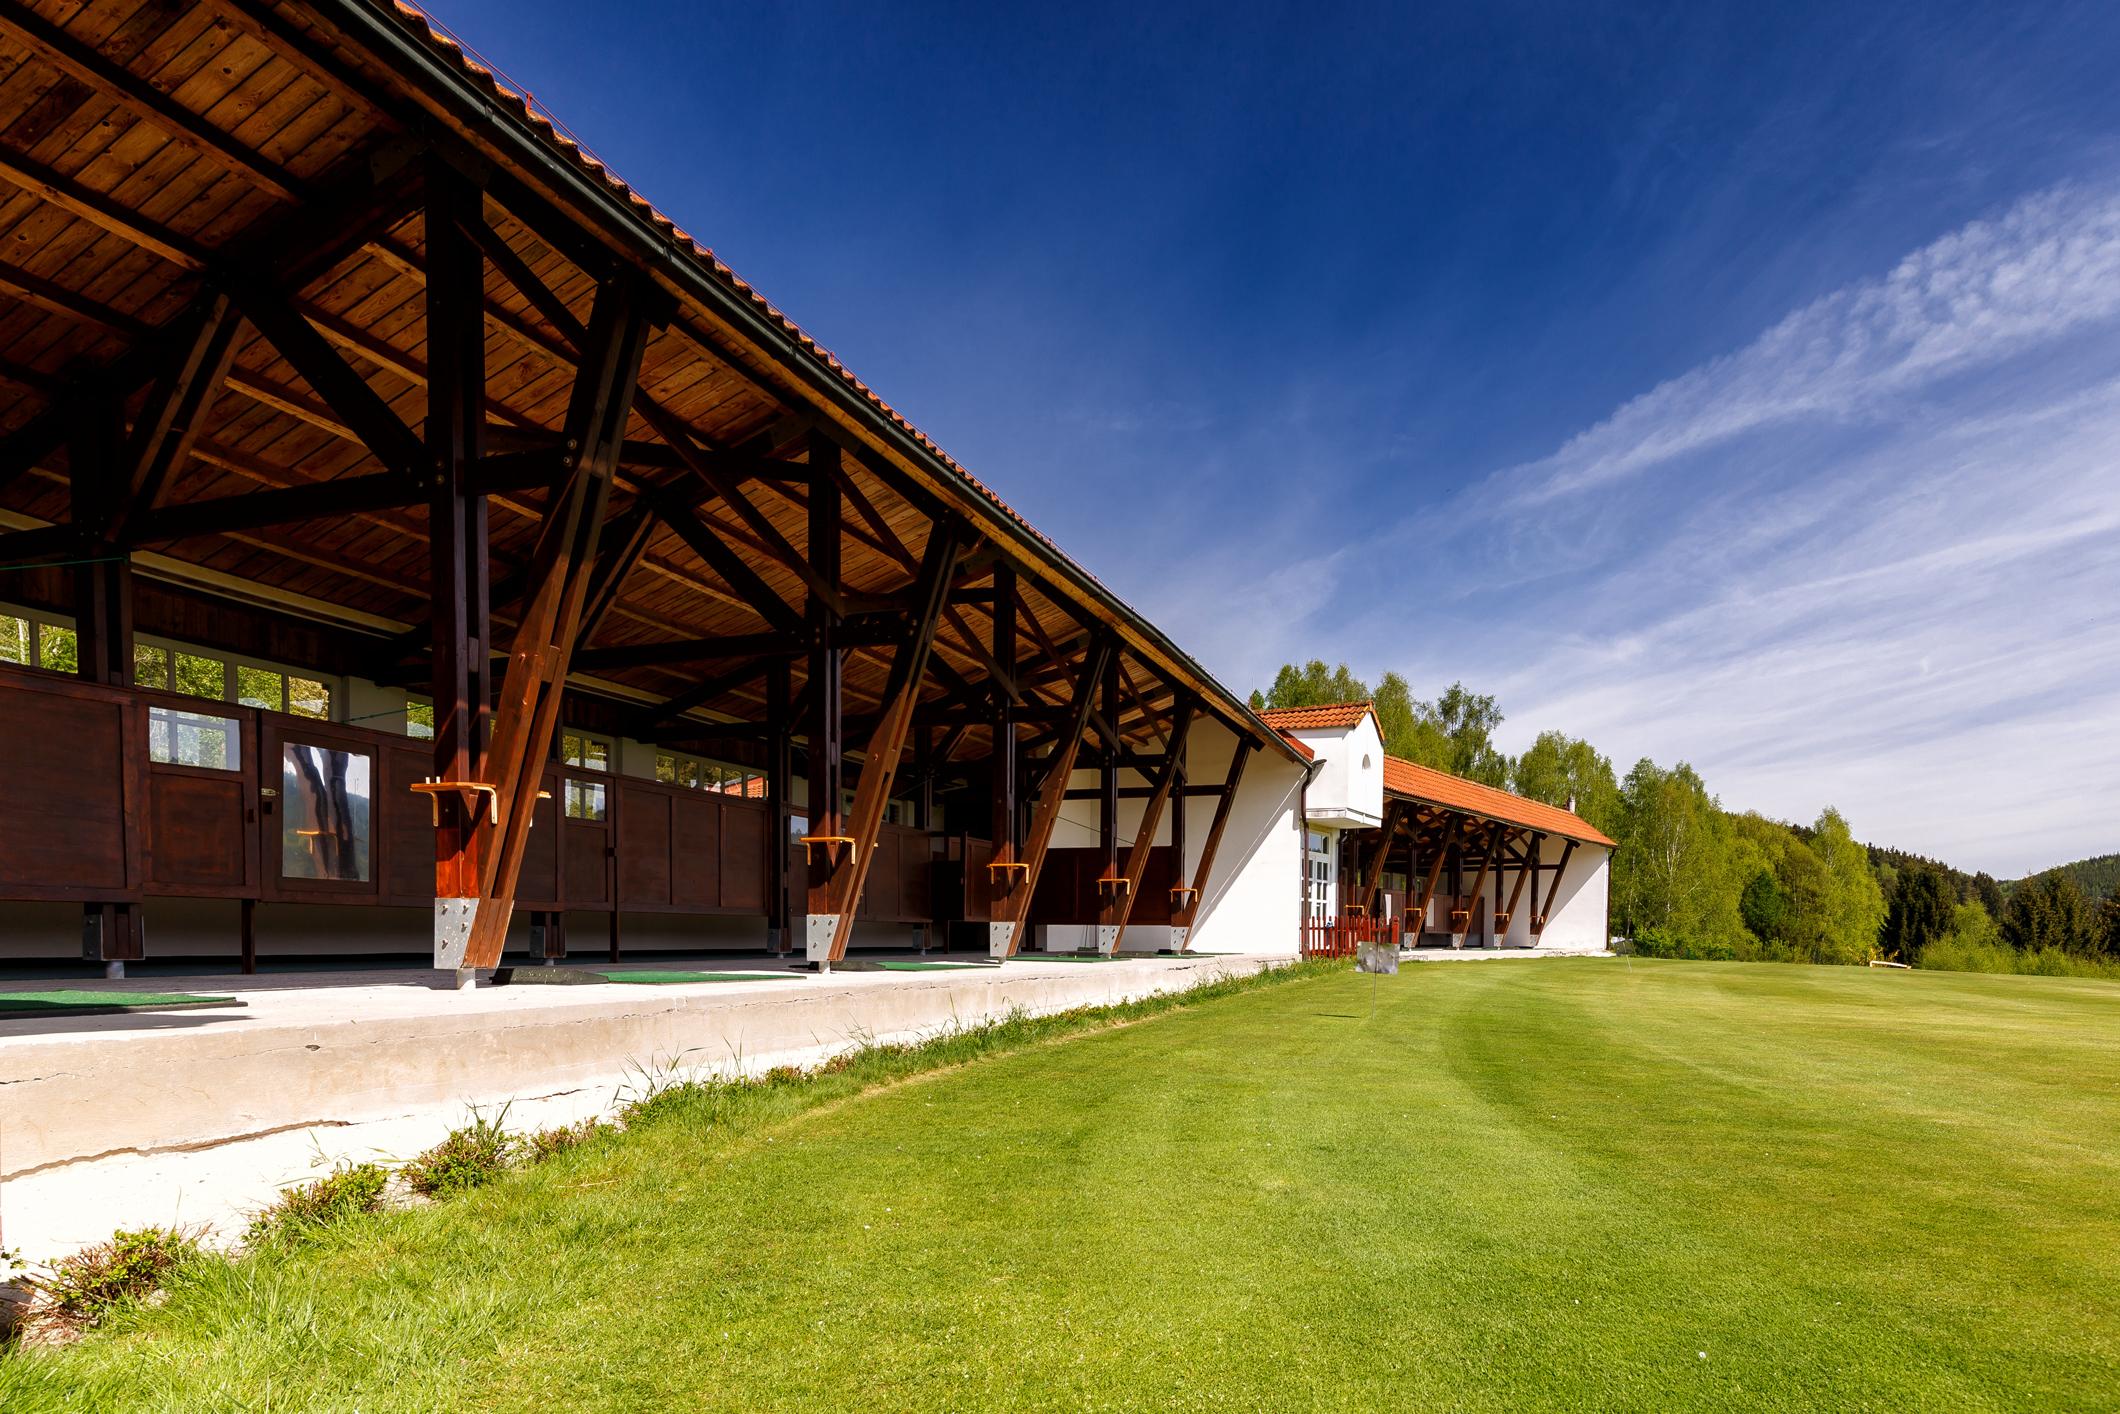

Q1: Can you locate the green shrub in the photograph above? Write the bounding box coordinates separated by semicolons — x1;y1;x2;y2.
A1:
34;1229;204;1329
1629;927;1737;961
1918;936;2120;981
402;1111;516;1198
244;1162;389;1246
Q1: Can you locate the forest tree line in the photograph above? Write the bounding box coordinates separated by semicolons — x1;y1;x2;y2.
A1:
1251;661;2120;975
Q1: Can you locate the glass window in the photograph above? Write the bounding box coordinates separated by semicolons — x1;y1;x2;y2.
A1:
405;698;434;740
237;665;285;712
148;706;242;772
281;743;372;882
174;652;226;700
1;614;30;666
287;677;331;720
37;625;77;674
562;732;609;772
133;642;170;689
565;779;607;822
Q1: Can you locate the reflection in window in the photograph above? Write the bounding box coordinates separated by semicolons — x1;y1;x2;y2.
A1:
134;642;170;688
405;698;435;739
238;665;284;711
0;614;26;666
282;743;372;882
287;677;331;720
562;732;609;772
565;779;607;822
37;625;76;674
174;652;225;700
149;707;242;771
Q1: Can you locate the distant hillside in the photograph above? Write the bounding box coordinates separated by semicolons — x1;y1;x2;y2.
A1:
2009;853;2120;901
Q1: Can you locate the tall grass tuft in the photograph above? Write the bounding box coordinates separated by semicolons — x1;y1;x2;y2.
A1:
402;1108;518;1198
244;1162;390;1247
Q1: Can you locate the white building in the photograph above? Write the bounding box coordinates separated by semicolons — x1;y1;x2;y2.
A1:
1256;702;1613;951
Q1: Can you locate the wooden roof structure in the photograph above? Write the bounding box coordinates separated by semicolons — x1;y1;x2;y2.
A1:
0;0;1296;773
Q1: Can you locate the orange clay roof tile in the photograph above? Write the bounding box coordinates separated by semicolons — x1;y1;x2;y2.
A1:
1255;701;1379;732
1382;756;1615;847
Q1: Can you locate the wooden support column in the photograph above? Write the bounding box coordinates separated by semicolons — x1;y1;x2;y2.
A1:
1169;738;1249;951
818;523;962;964
986;562;1022;931
425;166;489;965
1358;799;1404;915
766;658;794;953
1452;823;1504;949
445;274;658;976
1414;819;1454;939
70;398;139;975
1097;651;1121;917
992;640;1112;958
800;434;848;960
1499;830;1540;944
1534;838;1577;936
1101;701;1196;954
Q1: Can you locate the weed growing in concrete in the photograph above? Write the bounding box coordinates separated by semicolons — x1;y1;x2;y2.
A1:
523;1119;613;1164
244;1162;390;1246
402;1107;517;1198
31;1229;204;1333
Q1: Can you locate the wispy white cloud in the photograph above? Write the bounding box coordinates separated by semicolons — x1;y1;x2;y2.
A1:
1503;181;2120;505
1142;181;2120;875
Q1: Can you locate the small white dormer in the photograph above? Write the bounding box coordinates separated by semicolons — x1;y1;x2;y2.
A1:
1256;702;1385;830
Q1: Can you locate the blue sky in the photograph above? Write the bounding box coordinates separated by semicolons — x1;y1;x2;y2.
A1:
425;0;2120;875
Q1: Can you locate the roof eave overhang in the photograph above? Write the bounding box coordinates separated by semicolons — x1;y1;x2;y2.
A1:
317;0;1304;767
1382;786;1615;849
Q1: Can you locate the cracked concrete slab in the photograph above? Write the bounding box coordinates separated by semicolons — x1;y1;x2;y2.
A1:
0;952;1287;1258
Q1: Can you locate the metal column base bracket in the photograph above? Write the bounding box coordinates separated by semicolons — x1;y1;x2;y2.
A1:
805;913;841;967
1168;926;1189;953
434;897;476;972
1096;924;1121;955
988;921;1016;959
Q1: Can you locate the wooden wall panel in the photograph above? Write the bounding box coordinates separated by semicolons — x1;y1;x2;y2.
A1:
0;673;137;900
381;743;435;904
617;786;672;908
145;772;249;894
670;793;722;908
564;820;611;907
516;773;561;907
720;800;766;911
1031;846;1179;926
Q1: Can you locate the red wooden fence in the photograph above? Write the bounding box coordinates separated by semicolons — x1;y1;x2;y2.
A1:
1300;914;1401;959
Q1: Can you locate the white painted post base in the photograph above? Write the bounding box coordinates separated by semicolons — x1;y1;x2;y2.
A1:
805;914;840;968
988;922;1015;959
1169;926;1188;953
451;969;476;990
103;961;125;980
1095;925;1120;955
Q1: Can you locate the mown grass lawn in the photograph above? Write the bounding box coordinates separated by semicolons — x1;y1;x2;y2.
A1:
6;958;2119;1411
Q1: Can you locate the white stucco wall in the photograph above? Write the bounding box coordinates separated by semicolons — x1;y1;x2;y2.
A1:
1287;716;1382;828
1186;722;1308;955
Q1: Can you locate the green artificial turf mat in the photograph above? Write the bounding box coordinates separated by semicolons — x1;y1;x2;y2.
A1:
0;989;240;1019
600;970;805;985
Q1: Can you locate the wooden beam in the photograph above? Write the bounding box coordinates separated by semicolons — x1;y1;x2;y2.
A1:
993;638;1112;958
109;293;243;541
1452;823;1506;946
1358;799;1405;915
1534;839;1577;935
649;492;805;636
456;275;658;972
1172;740;1251;949
821;523;961;962
229;280;430;482
573;504;656;649
0;149;207;270
1104;702;1196;953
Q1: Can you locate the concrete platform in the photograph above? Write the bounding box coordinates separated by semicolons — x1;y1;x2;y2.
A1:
0;951;1287;1260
